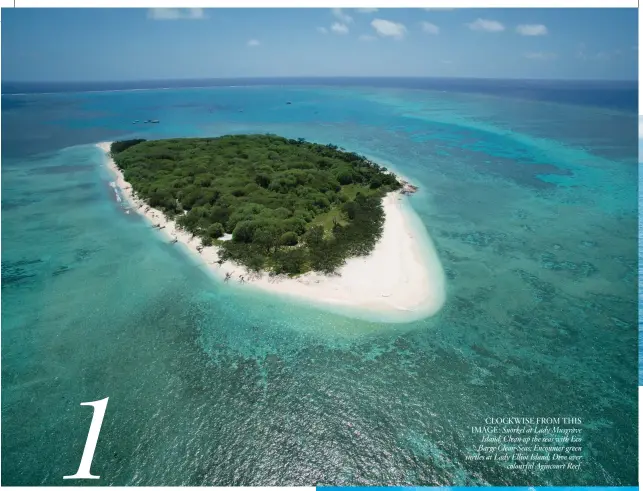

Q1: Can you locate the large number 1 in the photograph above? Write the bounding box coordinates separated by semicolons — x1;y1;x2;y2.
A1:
63;398;109;480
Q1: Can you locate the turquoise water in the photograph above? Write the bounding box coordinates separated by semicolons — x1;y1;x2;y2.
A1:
638;118;643;385
2;84;637;485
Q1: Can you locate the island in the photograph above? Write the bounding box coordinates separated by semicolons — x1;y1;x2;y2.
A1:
98;135;445;320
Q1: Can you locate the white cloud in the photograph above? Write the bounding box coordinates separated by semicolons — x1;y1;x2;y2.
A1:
317;26;328;34
516;24;548;36
359;34;377;41
466;18;505;32
147;8;205;20
594;50;612;60
247;39;260;47
577;43;617;61
356;8;378;13
371;18;407;39
331;22;349;34
332;8;353;24
421;21;440;35
524;51;557;60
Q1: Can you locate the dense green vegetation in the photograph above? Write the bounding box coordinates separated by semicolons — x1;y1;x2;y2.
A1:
110;135;401;275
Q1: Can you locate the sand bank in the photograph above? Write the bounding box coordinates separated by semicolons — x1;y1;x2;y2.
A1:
98;142;446;321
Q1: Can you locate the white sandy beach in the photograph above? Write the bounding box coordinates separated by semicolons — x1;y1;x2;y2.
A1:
98;142;446;320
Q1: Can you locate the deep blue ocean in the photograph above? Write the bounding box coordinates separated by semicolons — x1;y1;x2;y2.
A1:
1;78;638;485
3;77;638;112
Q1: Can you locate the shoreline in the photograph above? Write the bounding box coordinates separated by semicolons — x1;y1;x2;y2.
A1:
98;141;446;322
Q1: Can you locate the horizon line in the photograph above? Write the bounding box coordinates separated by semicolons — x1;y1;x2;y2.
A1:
3;75;638;85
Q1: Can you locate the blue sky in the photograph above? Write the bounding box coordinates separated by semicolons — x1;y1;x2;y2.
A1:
2;8;638;81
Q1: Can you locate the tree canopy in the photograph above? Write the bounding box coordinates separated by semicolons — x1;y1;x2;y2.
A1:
110;135;401;275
